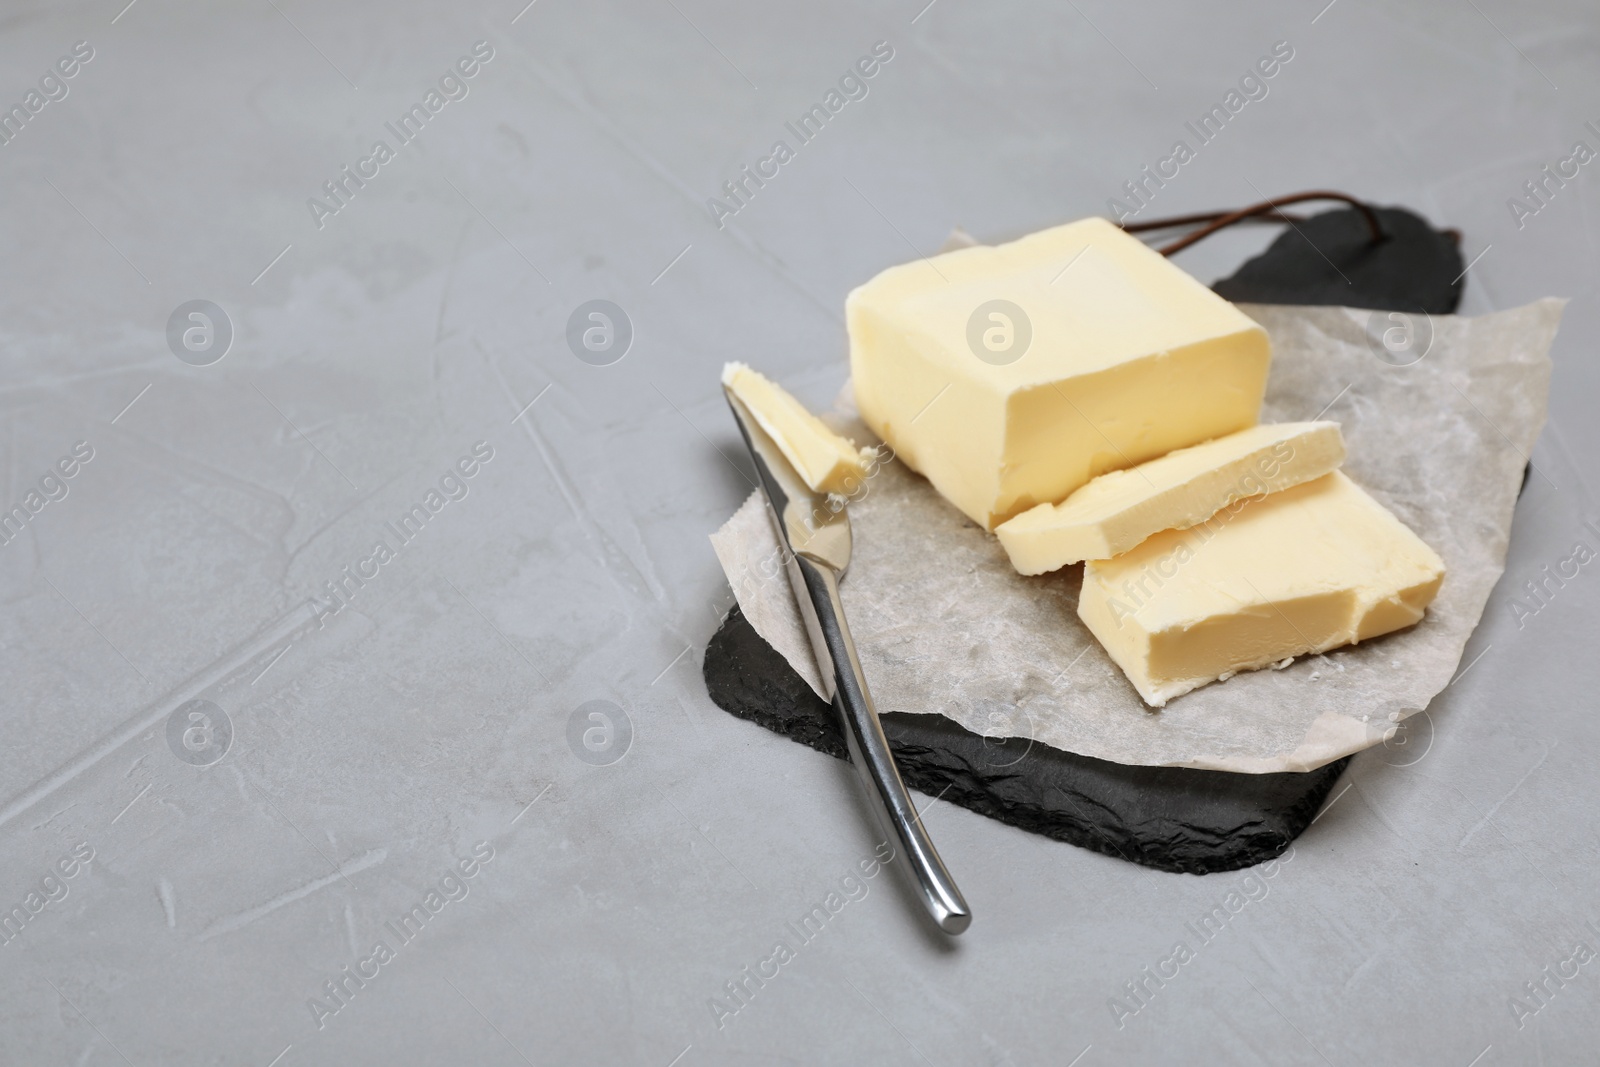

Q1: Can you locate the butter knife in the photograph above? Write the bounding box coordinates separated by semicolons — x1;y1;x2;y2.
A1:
723;387;971;935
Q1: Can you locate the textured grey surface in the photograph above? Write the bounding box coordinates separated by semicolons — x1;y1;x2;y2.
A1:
0;1;1596;1064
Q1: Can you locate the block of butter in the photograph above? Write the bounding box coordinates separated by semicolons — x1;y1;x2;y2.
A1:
722;362;872;495
995;421;1346;573
1078;471;1446;707
847;217;1271;530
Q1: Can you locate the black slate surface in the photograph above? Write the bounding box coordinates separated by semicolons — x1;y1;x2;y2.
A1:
702;202;1462;874
1212;204;1464;314
704;605;1346;875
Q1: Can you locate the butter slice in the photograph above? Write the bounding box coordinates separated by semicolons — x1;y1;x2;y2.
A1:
996;422;1346;573
722;362;870;495
847;217;1271;530
1078;472;1445;707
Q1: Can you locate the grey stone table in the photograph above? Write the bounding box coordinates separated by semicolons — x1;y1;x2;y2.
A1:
1;1;1596;1063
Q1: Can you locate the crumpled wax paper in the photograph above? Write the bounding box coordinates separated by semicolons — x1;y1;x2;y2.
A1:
710;300;1560;772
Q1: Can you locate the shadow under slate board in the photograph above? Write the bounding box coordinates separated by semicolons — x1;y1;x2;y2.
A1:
702;206;1466;875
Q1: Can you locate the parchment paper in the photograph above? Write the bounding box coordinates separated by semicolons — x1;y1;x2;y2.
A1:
711;300;1560;772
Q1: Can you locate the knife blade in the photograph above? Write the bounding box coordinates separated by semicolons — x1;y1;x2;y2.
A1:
723;385;971;935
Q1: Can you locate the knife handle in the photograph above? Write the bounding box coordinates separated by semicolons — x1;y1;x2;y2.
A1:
793;555;972;935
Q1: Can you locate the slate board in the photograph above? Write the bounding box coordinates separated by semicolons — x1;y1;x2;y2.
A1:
705;605;1349;874
1212;204;1464;314
702;204;1462;875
